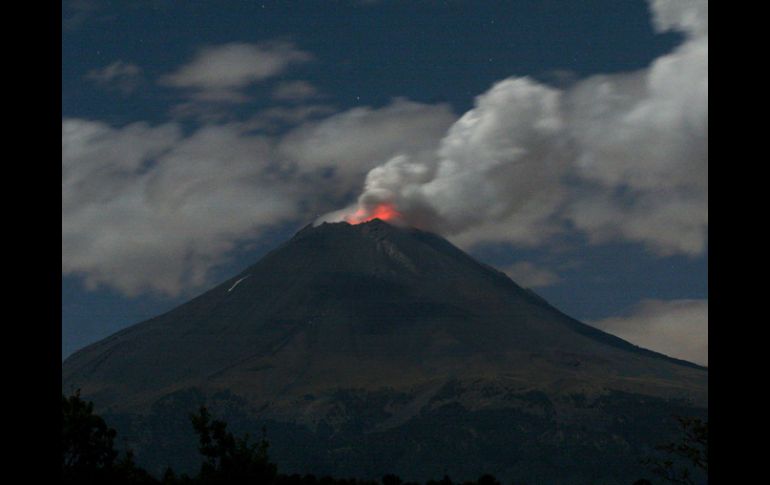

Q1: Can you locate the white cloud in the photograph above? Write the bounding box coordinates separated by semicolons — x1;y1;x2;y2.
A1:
560;0;708;255
62;119;298;296
85;61;143;94
501;261;561;288
62;100;456;296
563;16;708;254
160;42;313;101
590;299;708;366
649;0;708;36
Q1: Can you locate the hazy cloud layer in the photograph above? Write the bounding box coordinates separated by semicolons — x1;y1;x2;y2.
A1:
502;262;561;288
62;98;454;296
63;119;297;296
160;42;313;102
86;61;143;94
244;105;338;133
272;80;321;102
328;0;707;255
590;299;708;366
63;0;102;31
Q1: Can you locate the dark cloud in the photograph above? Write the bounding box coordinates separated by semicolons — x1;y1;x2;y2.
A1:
590;299;708;366
86;61;144;94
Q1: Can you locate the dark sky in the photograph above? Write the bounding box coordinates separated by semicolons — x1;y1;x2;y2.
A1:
62;0;708;364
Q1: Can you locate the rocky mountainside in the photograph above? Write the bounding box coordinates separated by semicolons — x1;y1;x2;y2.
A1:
62;219;707;484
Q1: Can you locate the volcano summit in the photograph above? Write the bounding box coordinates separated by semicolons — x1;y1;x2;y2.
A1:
62;219;707;483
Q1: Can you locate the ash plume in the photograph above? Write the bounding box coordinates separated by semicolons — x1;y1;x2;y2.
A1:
325;0;708;255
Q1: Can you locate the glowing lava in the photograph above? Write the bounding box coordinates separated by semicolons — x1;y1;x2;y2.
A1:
344;203;402;224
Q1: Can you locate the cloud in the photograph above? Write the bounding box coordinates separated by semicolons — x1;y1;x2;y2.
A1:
590;299;708;366
278;98;456;193
272;80;321;102
502;261;561;288
62;119;298;296
160;42;313;101
242;105;338;133
86;61;143;94
649;0;708;36
328;0;707;256
62;99;455;296
563;8;708;255
63;0;101;31
63;0;707;297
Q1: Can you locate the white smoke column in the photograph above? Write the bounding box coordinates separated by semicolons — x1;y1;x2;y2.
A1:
328;0;708;255
332;78;568;235
419;78;566;233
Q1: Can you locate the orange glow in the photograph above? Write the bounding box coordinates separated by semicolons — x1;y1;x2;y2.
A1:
344;203;402;224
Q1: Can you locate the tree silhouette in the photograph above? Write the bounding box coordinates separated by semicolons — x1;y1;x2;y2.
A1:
382;474;403;485
475;474;500;485
645;416;708;484
63;390;158;484
62;390;119;483
190;405;278;485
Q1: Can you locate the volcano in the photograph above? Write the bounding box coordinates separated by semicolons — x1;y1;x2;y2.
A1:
62;219;707;484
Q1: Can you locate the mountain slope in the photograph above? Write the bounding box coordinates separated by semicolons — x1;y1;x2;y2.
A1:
62;219;707;483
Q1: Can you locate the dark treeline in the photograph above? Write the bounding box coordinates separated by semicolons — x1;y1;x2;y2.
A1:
62;392;706;485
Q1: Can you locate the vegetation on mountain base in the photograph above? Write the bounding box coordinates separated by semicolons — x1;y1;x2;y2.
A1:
63;392;707;485
643;416;708;485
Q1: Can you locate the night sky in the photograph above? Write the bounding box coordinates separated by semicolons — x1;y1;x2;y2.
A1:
62;0;708;365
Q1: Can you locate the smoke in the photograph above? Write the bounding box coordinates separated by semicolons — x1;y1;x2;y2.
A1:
326;0;707;255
